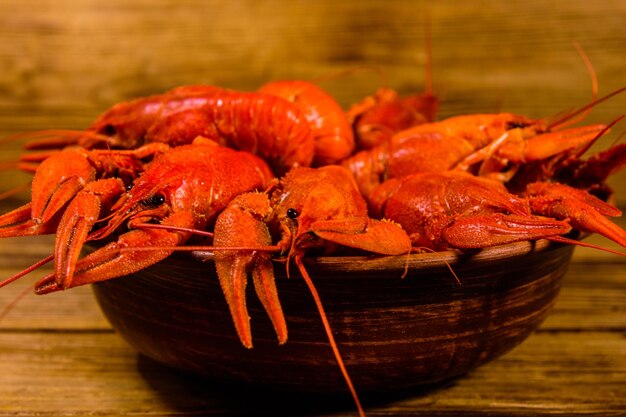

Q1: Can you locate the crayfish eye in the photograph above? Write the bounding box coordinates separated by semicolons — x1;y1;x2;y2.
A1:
506;121;530;130
286;208;299;220
142;193;166;207
102;124;117;136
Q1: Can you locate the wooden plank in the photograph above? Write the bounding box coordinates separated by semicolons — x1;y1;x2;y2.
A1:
0;331;623;416
540;265;626;331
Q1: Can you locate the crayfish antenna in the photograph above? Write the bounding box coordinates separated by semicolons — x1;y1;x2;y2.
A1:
547;235;626;257
573;114;624;159
18;130;109;150
548;86;626;131
412;246;462;285
130;222;215;238
0;284;33;322
0;255;53;289
575;41;599;103
551;42;599;130
0;256;52;323
294;255;366;417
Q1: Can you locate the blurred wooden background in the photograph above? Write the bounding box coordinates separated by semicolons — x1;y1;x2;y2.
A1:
1;0;625;205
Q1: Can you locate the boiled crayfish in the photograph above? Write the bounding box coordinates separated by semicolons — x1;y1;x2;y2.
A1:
31;142;274;294
369;171;626;251
212;165;411;348
0;143;169;239
343;111;611;199
2;75;626;417
346;86;438;150
11;81;353;175
212;165;410;417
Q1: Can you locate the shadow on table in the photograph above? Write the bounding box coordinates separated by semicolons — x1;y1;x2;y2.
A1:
136;354;457;416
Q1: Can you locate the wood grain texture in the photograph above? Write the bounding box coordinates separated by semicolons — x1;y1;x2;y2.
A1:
0;1;625;415
0;331;623;417
0;0;625;203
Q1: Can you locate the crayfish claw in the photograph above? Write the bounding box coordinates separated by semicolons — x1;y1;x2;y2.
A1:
215;256;255;348
53;178;126;290
0;203;55;238
30;149;96;223
526;182;626;248
443;214;572;249
251;257;288;345
213;193;286;348
313;218;412;256
33;273;59;295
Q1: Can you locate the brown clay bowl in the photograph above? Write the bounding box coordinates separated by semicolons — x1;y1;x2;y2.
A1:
91;239;574;392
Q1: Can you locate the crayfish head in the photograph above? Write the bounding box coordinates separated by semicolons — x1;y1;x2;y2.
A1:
92;188;171;240
90;96;162;149
501;113;548;138
269;166;374;259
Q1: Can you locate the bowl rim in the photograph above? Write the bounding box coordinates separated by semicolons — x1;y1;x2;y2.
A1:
184;236;575;273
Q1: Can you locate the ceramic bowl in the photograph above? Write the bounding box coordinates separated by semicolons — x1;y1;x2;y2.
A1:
91;239;574;392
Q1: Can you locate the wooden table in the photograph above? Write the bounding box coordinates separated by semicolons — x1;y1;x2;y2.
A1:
0;215;624;416
1;2;625;415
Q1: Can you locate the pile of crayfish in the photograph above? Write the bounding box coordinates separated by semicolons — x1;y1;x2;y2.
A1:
1;79;626;417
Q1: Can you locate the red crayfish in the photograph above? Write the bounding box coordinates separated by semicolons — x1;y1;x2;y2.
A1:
342;111;615;199
369;171;626;251
3;162;411;417
10;81;354;175
346;86;438;150
2;74;626;417
25;142;274;294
